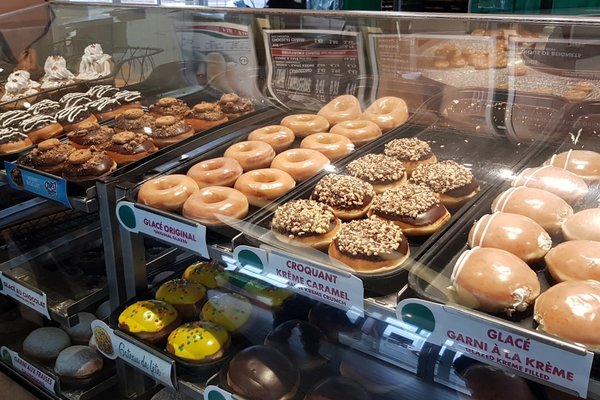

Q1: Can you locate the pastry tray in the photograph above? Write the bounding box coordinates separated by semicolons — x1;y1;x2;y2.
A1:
243;101;550;296
404;129;600;354
123;100;431;241
107;265;300;383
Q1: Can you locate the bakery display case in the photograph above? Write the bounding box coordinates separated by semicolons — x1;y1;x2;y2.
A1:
2;2;600;400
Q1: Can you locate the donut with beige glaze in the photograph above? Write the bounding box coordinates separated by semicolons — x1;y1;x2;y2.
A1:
545;240;600;282
362;96;409;132
317;95;362;125
543;149;600;182
561;208;600;241
512;165;588;205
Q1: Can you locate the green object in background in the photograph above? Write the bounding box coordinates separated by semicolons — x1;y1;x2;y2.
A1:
470;0;541;13
343;0;381;10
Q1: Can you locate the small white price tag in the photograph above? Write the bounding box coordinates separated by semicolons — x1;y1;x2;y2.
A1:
117;201;209;258
0;272;50;319
1;347;57;394
396;299;593;397
91;320;177;390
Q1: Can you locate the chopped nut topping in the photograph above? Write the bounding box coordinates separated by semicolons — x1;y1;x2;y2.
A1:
271;199;336;237
410;160;474;193
335;217;404;257
384;138;432;161
346;154;405;183
312;174;374;210
371;184;440;218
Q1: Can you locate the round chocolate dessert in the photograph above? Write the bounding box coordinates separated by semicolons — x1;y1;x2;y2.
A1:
114;108;155;134
345;154;407;193
383;138;436;174
62;148;117;181
67;122;114;149
226;345;300;400
310;174;375;220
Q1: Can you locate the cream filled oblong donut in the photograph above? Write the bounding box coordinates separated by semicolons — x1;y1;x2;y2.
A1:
491;187;573;235
545;240;600;282
138;174;199;212
317;95;362;125
362;97;409;132
451;247;541;315
247;125;295;153
561;208;600;241
186;157;243;188
511;165;588;205
329;120;382;147
300;133;354;161
280;114;329;138
468;212;551;263
534;280;600;349
271;148;330;182
223;140;276;172
182;186;249;226
543;149;600;182
234;168;295;208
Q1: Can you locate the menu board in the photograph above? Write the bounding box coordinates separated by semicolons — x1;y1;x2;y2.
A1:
264;29;365;110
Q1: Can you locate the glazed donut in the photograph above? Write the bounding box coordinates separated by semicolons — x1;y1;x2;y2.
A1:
545;240;600;282
561;208;600;241
280;114;329;138
300;133;354;161
271;148;330;182
543;149;600;182
182;186;249;226
512;165;588;205
234;168;296;208
137;174;199;211
329;120;382;147
223;141;275;172
317;95;362;125
186;157;243;188
363;97;409;132
247;125;295;153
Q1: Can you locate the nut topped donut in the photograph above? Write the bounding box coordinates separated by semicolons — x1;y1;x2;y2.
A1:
329;120;382;147
67;121;114;149
248;125;295;153
149;97;190;118
186;157;243;188
346;154;407;194
410;160;479;209
62;148;117;181
328;217;410;274
310;174;375;220
271;148;330;182
363;96;409;132
182;186;249;225
218;93;254;119
234;168;296;208
185;102;228;132
137;174;199;211
280;114;330;138
512;165;588;205
224;140;276;172
300;132;354;161
317;95;362;125
149;116;194;148
384;138;437;175
28;138;75;174
105;130;157;165
114;109;156;134
468;212;552;264
368;183;451;236
543;149;600;182
271;199;341;250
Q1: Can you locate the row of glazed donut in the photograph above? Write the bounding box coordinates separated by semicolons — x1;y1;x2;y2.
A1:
451;149;600;349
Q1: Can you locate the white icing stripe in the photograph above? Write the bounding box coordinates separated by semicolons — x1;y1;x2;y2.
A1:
0;111;30;127
522;165;553;186
549;153;557;166
451;247;476;284
564;149;573;170
28;100;60;115
56;106;89;123
87;85;116;98
20;115;57;132
477;212;500;247
495;187;521;212
89;97;120;112
113;90;141;103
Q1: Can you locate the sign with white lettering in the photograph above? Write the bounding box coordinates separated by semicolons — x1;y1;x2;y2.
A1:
91;320;176;389
1;347;58;394
396;299;593;397
4;162;71;208
233;245;364;316
116;201;209;258
0;272;50;319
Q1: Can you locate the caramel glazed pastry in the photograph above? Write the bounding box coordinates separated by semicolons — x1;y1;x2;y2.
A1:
368;183;451;236
410;160;480;209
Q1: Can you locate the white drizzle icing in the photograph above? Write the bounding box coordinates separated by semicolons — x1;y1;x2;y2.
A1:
60;92;92;107
19;115;57;132
0;110;31;128
56;106;89;123
87;85;117;98
113;90;141;103
0;127;28;143
89;97;120;112
27;99;60;115
493;187;521;212
471;212;500;247
451;247;477;285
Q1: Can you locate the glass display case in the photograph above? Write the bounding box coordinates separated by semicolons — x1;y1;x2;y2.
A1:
1;2;600;400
